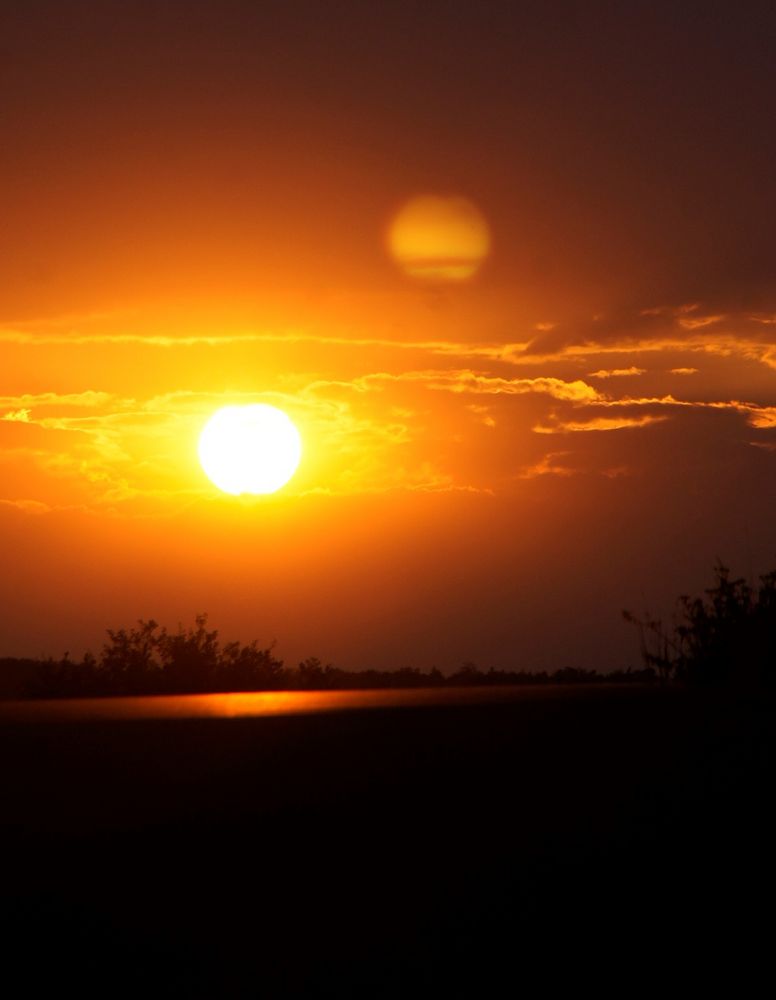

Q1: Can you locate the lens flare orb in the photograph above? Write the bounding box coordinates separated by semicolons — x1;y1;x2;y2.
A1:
387;194;491;280
198;404;302;495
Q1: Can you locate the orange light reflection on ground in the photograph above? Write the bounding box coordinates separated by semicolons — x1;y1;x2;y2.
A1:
0;686;645;722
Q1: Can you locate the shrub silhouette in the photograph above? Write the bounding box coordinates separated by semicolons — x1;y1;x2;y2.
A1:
219;638;285;690
625;561;776;687
10;613;657;699
156;614;221;692
101;619;162;693
94;614;284;695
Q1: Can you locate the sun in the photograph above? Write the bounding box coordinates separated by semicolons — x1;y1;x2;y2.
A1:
198;404;302;495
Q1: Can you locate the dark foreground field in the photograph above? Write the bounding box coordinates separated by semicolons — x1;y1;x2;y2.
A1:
0;686;773;996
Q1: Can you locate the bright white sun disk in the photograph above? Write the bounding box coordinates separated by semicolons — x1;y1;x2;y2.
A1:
198;404;302;495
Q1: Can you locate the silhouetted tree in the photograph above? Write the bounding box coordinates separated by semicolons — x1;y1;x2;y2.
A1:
155;614;220;692
295;657;337;689
219;639;285;690
96;615;287;693
449;661;483;685
621;609;676;683
101;619;162;693
625;561;776;686
7;610;669;700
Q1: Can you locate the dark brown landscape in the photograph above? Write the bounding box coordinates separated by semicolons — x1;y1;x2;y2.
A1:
1;683;773;995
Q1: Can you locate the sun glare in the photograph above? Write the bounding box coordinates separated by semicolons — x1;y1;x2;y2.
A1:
198;404;302;496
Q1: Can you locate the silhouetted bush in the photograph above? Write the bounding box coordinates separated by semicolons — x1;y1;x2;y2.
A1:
625;561;776;687
1;613;658;700
18;615;285;698
101;620;162;694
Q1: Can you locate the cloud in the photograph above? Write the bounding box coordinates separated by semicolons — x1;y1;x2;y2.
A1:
0;498;54;515
739;406;776;429
2;297;776;514
346;370;601;402
0;325;532;362
431;372;598;401
467;404;497;428
593;393;776;419
533;415;668;434
5;302;776;378
515;300;776;369
677;314;725;330
640;304;726;330
543;334;776;370
0;391;114;410
639;303;702;317
517;452;575;478
587;367;646;378
596;394;685;408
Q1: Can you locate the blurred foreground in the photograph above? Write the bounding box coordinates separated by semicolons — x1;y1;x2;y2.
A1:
0;686;772;995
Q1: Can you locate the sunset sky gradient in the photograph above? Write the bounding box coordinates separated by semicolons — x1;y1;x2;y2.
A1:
2;1;776;671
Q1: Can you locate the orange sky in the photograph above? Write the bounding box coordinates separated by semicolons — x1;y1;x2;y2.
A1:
2;2;776;670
